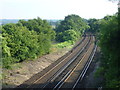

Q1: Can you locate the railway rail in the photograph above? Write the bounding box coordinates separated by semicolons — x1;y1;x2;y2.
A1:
14;34;95;89
73;45;97;89
42;36;92;89
43;35;95;89
53;44;96;89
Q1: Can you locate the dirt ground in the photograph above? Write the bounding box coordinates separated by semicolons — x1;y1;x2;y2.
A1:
2;46;73;88
2;45;103;89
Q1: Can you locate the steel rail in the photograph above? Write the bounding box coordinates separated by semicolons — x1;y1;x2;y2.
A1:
54;40;94;89
25;35;88;88
42;36;91;89
72;45;97;89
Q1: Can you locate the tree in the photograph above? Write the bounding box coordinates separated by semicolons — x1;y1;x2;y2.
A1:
99;15;119;88
56;29;79;42
56;14;89;33
87;18;100;33
55;14;89;42
2;17;56;68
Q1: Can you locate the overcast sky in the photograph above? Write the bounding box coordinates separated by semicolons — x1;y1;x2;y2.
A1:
0;0;118;19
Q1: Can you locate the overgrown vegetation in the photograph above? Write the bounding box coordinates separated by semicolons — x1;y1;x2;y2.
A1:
88;13;119;88
87;18;100;34
55;14;89;42
85;9;119;88
1;17;56;68
1;15;89;68
98;14;119;88
2;12;119;88
52;40;74;49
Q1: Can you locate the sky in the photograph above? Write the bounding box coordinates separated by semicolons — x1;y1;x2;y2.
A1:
0;0;118;20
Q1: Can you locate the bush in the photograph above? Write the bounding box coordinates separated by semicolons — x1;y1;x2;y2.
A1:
99;15;119;88
2;17;56;68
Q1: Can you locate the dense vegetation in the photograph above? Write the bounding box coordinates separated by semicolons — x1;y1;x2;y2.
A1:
98;14;119;88
1;12;119;88
1;17;56;68
1;15;89;68
55;14;89;42
87;18;100;34
85;12;119;88
87;13;119;88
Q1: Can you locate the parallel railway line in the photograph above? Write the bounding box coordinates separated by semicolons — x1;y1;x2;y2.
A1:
42;36;92;89
43;35;95;89
73;45;97;89
14;34;96;89
53;44;95;89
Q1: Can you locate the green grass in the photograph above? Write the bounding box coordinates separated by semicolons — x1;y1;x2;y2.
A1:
52;40;75;49
50;40;75;53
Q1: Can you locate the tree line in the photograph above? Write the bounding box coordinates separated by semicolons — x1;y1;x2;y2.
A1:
87;12;119;88
99;14;119;88
1;15;88;68
1;17;56;68
55;14;89;42
84;12;119;88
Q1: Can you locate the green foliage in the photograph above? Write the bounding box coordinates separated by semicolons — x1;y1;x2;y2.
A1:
87;18;100;33
63;30;79;41
2;17;56;68
56;29;79;42
55;14;89;42
53;40;74;49
56;14;89;33
99;14;119;88
18;18;56;40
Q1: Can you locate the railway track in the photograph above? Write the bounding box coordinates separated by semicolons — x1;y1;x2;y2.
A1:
56;45;97;89
43;35;95;89
73;45;97;89
14;34;94;89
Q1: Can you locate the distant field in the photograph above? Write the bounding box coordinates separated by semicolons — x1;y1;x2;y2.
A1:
0;19;28;25
0;19;60;25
